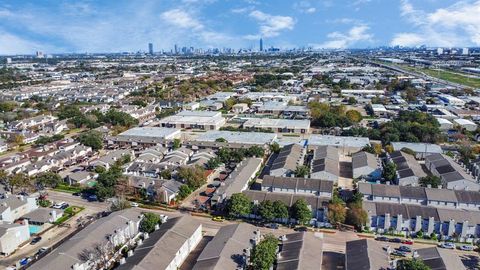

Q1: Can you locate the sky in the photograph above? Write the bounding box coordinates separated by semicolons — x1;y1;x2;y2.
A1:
1;0;480;54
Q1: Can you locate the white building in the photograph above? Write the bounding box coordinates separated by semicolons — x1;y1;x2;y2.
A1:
0;222;30;255
453;118;478;132
436;118;453;130
159;111;226;130
242;118;310;134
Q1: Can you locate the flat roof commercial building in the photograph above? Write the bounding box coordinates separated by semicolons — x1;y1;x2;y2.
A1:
189;130;277;149
308;135;370;154
107;127;181;148
159;111;226;130
242;118;310;134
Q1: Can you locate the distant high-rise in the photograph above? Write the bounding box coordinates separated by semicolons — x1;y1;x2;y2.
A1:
259;38;263;52
437;48;444;55
174;44;178;54
35;51;44;58
148;43;153;55
462;48;469;55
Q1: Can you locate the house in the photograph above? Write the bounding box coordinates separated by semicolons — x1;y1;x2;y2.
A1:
310;146;339;182
193;223;258;270
453;118;478;132
345;239;390;270
352;151;381;180
416;247;466;270
0;138;8;153
0;222;30;255
211;158;262;206
270;144;305;177
232;103;249;114
261;175;334;198
22;208;64;225
65;171;97;185
388;151;427;186
90;149;134;170
276;232;323;270
183;101;200;111
30;209;143;270
425;153;479;191
0;195;38;223
436;118;454;130
117;216;202;270
136;146;168;163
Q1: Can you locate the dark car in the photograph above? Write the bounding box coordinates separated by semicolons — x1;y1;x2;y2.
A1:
72;192;81;196
389;238;402;243
375;236;389;242
267;223;279;229
60;203;69;210
30;236;42;245
294;226;308;232
397;246;412;252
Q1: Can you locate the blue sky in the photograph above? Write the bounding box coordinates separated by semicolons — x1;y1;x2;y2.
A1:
1;0;479;54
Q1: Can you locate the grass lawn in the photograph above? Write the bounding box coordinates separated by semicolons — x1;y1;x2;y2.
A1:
419;69;480;89
54;206;84;225
54;184;83;194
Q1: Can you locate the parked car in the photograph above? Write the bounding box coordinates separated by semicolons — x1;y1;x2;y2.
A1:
440;242;456;249
60;203;69;210
19;257;31;266
389;238;402;243
401;239;414;245
294;226;308;232
212;216;224;222
87;195;98;202
375;236;389;242
459;245;475;251
52;202;65;209
30;236;42;245
397;246;412;253
130;202;139;207
392;250;407;257
72;192;81;196
266;223;279;229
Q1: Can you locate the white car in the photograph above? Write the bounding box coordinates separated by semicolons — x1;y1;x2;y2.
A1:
440;242;456;249
52;202;65;209
459;245;475;251
130;202;139;207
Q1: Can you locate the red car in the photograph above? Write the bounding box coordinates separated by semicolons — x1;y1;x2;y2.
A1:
402;240;414;245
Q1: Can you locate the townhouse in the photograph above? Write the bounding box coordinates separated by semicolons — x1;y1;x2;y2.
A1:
352;151;381;180
116;216;202;270
307;135;370;155
261;175;334;198
310;146;339;182
388;151;427;186
90;149;134;170
425;153;479;191
0;222;30;255
0;195;38;223
270;144;305;177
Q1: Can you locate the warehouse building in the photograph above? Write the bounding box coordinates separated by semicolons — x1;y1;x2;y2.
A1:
242;118;310;134
159;111;226;130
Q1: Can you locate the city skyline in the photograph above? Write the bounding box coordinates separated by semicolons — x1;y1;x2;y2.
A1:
1;0;480;54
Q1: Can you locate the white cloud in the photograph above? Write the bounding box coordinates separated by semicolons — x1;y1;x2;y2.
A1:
392;0;480;46
160;9;204;30
249;10;295;37
315;25;373;49
293;1;317;14
0;30;58;55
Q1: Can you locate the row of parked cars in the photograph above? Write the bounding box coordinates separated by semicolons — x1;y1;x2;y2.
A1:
375;235;476;252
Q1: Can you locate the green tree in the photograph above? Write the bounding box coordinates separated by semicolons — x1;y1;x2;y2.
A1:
419;175;442;188
177;166;206;189
8;173;31;194
250;234;278;270
382;162;397;183
172;138;181;149
177;185;192;200
291;199;312;225
347;96;357;105
78;130;103;151
258;200;275;221
397;259;431;270
345;110;363;123
272;200;289;220
294;165;309;178
327;202;347;225
269;142;281;154
206;157;221;170
35;172;62;188
346;206;368;230
227;193;252;217
139;213;161;233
